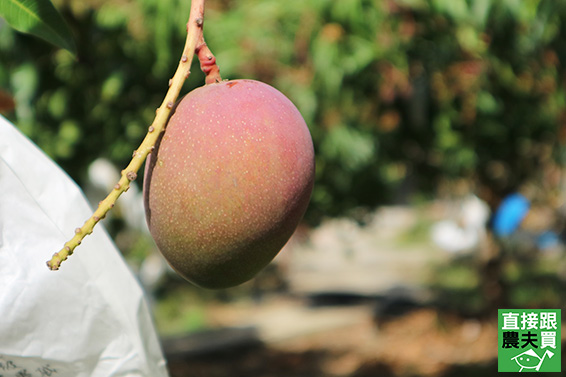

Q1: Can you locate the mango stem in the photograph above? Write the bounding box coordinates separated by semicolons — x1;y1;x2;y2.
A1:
47;0;216;270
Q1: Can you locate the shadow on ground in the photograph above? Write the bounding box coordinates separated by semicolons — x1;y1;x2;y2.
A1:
167;344;502;377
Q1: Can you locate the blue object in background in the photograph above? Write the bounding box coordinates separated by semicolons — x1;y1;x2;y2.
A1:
492;193;530;237
536;231;561;250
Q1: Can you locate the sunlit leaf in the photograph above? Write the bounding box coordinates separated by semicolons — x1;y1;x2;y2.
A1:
0;0;76;54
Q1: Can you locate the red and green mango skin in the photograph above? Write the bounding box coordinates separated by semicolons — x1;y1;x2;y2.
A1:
143;80;315;289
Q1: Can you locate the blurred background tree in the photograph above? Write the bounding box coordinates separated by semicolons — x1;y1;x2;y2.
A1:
4;3;566;371
2;0;566;224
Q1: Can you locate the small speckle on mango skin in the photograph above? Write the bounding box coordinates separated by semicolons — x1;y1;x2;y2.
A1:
143;79;315;289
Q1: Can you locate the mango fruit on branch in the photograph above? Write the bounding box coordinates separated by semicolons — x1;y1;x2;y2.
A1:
46;0;314;289
144;80;315;288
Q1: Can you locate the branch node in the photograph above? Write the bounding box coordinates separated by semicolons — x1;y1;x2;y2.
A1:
127;171;138;181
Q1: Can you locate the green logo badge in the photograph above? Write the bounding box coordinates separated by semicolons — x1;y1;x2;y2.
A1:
498;309;561;372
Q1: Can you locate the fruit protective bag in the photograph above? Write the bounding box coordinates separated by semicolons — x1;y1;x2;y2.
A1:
0;116;168;377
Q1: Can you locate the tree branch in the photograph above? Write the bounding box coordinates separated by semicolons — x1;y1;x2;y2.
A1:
47;0;220;270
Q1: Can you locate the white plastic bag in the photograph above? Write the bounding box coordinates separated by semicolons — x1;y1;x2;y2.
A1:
0;116;169;377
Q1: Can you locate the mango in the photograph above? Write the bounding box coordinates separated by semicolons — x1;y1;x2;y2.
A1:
143;79;315;288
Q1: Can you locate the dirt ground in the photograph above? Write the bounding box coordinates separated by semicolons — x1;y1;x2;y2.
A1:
166;305;500;377
161;205;565;377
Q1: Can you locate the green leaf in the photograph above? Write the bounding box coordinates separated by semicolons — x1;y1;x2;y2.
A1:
0;0;76;54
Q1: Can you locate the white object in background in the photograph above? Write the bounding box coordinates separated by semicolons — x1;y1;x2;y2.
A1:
0;116;169;377
431;195;490;254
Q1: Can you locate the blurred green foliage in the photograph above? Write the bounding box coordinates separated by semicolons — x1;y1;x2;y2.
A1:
2;0;566;223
